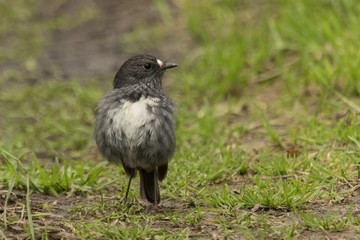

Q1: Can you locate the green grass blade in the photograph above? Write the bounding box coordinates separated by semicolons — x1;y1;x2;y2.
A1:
349;136;360;149
0;228;8;240
3;177;16;229
26;174;35;240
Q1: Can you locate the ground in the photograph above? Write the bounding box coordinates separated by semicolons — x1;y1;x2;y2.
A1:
1;0;360;239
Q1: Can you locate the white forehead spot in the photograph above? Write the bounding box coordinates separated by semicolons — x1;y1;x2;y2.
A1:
156;59;164;67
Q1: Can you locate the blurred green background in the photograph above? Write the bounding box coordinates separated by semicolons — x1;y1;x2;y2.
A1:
1;0;359;157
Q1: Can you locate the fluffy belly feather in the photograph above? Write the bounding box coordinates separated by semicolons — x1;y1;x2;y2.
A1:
110;97;159;140
103;97;175;170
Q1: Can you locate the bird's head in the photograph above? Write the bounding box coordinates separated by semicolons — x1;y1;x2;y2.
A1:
113;54;177;89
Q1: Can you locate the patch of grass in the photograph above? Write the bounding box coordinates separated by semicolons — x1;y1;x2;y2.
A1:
179;0;274;103
252;154;300;176
0;149;111;194
201;184;241;211
0;80;104;156
120;22;167;53
259;114;283;147
275;0;360;96
0;0;99;88
298;204;354;232
201;176;320;211
0;0;44;65
237;214;301;240
1;0;360;239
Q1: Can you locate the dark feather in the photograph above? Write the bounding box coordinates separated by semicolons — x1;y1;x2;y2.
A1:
158;164;168;181
140;169;160;204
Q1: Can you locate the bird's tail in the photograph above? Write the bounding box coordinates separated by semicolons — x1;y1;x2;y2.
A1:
140;169;160;204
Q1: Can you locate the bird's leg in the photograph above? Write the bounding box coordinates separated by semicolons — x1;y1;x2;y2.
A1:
123;176;133;204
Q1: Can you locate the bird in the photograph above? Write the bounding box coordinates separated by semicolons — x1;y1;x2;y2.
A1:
94;54;177;206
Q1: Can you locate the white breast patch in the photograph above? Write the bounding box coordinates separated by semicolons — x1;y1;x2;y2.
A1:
109;96;160;140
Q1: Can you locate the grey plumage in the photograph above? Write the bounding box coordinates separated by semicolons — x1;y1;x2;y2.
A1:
94;54;177;205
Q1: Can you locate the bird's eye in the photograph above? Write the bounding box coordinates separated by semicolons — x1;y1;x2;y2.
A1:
144;63;152;70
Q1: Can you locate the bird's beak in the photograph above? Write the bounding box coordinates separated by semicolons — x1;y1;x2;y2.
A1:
163;62;178;70
157;59;177;70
